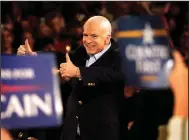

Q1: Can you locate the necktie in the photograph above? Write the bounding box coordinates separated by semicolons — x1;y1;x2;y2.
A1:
86;55;96;67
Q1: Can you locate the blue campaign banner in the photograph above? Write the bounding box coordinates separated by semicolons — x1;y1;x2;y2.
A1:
115;16;173;89
1;54;63;129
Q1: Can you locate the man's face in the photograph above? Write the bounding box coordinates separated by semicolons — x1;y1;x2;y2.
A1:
83;23;109;55
52;16;65;33
40;24;52;37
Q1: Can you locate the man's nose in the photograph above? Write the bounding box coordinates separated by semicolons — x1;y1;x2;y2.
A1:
84;38;92;44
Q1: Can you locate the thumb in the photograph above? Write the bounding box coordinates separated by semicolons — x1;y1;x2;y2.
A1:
173;50;184;67
66;53;71;63
25;39;32;53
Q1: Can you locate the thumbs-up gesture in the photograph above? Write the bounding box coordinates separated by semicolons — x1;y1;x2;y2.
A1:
17;39;37;56
60;53;80;79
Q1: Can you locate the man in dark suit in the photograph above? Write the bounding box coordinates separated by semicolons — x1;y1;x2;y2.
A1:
59;16;126;140
17;16;127;140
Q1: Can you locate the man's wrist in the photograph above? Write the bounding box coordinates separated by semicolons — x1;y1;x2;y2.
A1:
174;103;188;119
26;51;37;56
75;67;82;79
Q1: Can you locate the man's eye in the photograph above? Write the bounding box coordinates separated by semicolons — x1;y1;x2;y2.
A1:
92;35;98;38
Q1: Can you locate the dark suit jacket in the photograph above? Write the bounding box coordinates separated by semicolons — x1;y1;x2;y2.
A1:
60;40;127;140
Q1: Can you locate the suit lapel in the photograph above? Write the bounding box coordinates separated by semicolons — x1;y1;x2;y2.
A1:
89;40;118;67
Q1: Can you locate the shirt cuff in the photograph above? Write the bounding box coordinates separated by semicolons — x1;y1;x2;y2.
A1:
167;116;188;140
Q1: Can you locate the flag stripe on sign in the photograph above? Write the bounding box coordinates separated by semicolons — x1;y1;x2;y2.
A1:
1;84;42;93
115;29;167;38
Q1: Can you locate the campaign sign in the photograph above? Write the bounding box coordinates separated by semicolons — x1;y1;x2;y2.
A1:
115;16;173;89
1;54;63;129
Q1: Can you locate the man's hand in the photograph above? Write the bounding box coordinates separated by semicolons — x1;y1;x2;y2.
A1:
128;121;134;130
169;50;188;118
17;39;37;56
1;128;12;140
60;53;81;79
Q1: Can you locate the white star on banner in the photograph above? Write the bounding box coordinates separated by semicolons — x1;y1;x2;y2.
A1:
142;23;154;44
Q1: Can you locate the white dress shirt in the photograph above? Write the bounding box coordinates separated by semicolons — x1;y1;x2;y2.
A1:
85;43;111;67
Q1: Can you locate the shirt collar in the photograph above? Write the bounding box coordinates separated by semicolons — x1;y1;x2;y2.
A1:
90;42;111;60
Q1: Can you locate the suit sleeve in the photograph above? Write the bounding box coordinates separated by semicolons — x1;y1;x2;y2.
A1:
79;54;124;86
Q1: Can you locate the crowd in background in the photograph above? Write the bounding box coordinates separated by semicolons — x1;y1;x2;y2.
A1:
1;1;188;140
1;2;188;58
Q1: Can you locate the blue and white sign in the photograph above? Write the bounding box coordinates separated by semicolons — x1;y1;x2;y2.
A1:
1;54;63;129
116;16;173;89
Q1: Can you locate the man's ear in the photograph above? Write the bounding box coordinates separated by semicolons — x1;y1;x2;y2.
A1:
105;35;111;45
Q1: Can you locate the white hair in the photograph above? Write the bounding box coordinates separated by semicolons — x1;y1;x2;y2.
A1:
85;16;112;36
